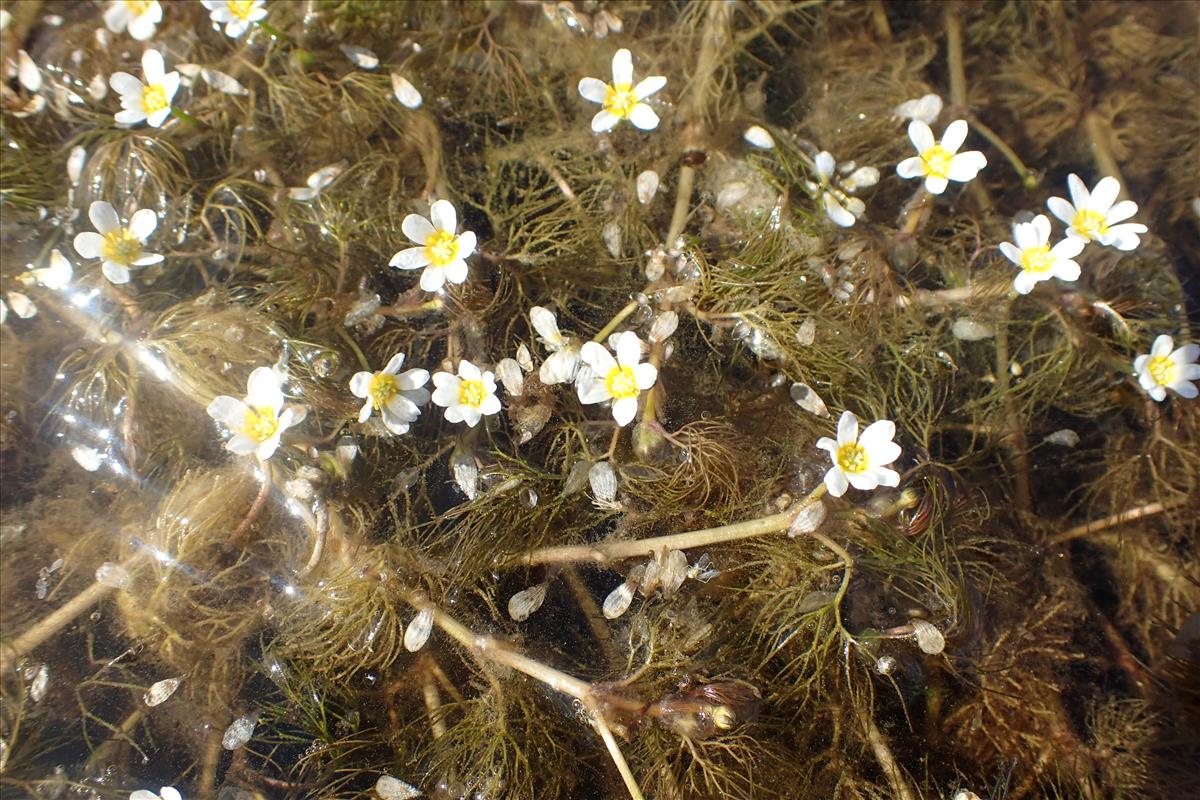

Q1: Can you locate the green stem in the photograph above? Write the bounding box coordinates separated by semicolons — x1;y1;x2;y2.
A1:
335;325;372;371
592;301;639;343
969;115;1038;189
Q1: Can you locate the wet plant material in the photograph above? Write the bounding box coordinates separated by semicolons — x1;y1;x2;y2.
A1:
1;2;1198;799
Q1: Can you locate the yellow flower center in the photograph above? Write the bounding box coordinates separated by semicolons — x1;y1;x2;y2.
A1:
227;0;258;20
920;144;953;180
458;379;486;408
1146;355;1176;387
141;83;169;115
125;0;154;13
1072;208;1109;241
1020;244;1054;275
101;228;143;265
242;406;279;443
605;365;639;400
836;442;868;475
425;230;460;268
368;373;399;409
604;83;637;119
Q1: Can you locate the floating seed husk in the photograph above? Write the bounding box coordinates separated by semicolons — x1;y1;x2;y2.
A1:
603;581;636;620
1044;429;1080;447
390;73;422;108
376;775;421;800
951;317;996;341
29;663;48;702
910;619;946;655
636;170;659;204
496;358;525;396
788;500;828;536
508;583;549;622
452;448;480;500
789;383;829;417
661;550;689;596
222;714;257;750
588;461;617;503
95;561;129;588
404;609;434;652
602;221;622;259
144;677;181;707
650;311;679;343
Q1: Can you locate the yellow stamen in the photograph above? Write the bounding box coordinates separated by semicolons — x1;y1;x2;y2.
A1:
605;365;639;400
1072;208;1109;241
101;228;143;265
125;0;154;13
458;379;486;408
1020;244;1054;275
368;373;399;409
920;144;953;180
1146;356;1176;387
603;83;637;119
141;83;169;115
836;442;868;475
243;406;279;443
425;230;460;268
227;0;258;20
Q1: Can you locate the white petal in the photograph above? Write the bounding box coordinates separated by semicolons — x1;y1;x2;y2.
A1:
246;367;283;412
479;394;502;416
1049;236;1085;259
858;419;896;453
940;119;968;154
133;252;163;266
846;468;880;491
836;410;859;446
429;200;457;233
128;208;158;240
1171;344;1199;365
873;466;900;488
907;120;934;154
89;201;121;234
843;166;879;191
444;259;469;285
634;362;657;390
628;103;659;130
924;176;949;195
102;261;131;284
823;466;849;497
577;377;612;404
1088;176;1121;213
141;49;165;83
822;193;856;227
580;340;617;375
530;306;563;345
578;77;608;104
73;231;105;259
540;348;580;384
130;792;159;800
419;266;445;292
896;156;925;180
1046;196;1076;226
1102;223;1146;251
456;230;477;260
146;107;172;128
358;398;373;423
1013;221;1039;251
458;360;482;381
1150;335;1174;358
1170;379;1198;399
946;151;986;182
633;75;666;100
1029;214;1051;245
591;110;619;132
350;371;372;398
1051;259;1081;283
160;72;180;103
127;13;157;41
160;787;182;800
1012;271;1038;295
611;48;633;86
390;247;430;270
109;72;143;97
1066;174;1089;208
998;241;1022;266
401;213;435;245
612;396;638;426
397;368;429;391
615;331;642;367
815;151;836;181
207;395;249;429
255;432;282;460
1105;200;1138;224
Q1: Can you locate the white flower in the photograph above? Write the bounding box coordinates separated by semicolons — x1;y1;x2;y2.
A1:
206;367;306;460
577;48;666;133
103;1;162;41
1047;174;1147;251
1134;334;1199;402
576;331;657;427
530;306;581;385
998;214;1084;295
431;360;501;427
29;249;74;290
389;200;477;292
131;787;181;800
349;353;430;435
201;0;268;38
892;93;943;125
110;49;179;128
816;411;902;497
72;201;163;285
895;119;987;195
805;151;878;228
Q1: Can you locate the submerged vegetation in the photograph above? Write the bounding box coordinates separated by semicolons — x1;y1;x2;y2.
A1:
1;1;1198;799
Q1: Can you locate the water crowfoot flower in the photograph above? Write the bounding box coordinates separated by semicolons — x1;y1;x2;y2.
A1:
349;353;430;435
578;48;666;132
816;411;902;497
805;151;878;227
999;214;1084;295
1047;174;1147;251
892;93;943;125
110;49;179;128
201;0;268;38
1134;335;1199;402
207;367;306;460
389;200;476;292
431;360;501;427
103;1;162;41
577;331;657;427
530;306;582;385
73;201;163;285
895;119;986;195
